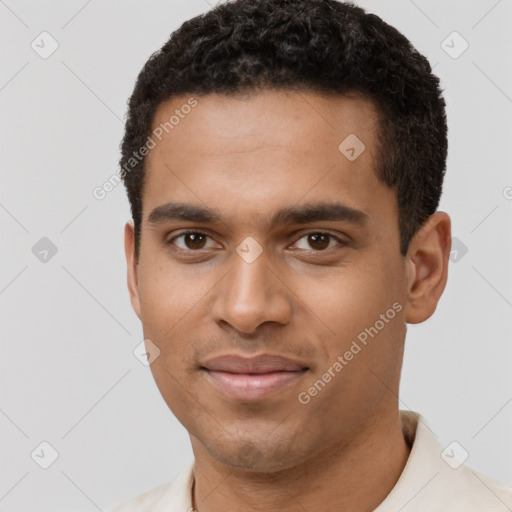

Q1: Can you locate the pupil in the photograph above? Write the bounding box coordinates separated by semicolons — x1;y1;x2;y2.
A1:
186;233;205;249
309;233;329;250
183;233;330;251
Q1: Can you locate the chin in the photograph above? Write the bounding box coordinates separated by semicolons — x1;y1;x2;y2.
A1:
203;437;307;474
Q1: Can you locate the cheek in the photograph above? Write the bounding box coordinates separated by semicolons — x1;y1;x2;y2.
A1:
295;263;392;336
296;258;405;369
137;257;207;324
136;261;218;368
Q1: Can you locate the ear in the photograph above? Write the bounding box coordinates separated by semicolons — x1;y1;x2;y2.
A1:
124;220;142;320
404;211;452;324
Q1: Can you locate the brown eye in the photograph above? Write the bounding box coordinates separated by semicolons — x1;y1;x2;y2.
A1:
183;233;207;249
293;232;345;251
168;231;214;251
307;233;330;250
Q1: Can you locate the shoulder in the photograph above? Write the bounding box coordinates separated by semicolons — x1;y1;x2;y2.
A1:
446;464;512;511
105;461;195;512
105;479;173;512
377;412;512;511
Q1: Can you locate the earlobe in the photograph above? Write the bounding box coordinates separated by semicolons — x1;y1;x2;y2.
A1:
124;220;142;320
404;212;452;324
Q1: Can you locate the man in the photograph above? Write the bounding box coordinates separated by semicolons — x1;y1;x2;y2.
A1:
109;0;512;510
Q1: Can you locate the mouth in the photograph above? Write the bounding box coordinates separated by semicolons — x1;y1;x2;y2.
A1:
202;368;309;401
200;353;310;401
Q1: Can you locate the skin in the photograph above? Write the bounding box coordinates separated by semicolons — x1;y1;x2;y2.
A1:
124;89;451;511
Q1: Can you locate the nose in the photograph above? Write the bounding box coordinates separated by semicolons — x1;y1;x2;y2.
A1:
211;243;293;334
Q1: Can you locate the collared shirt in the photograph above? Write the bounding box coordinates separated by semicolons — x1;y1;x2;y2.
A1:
106;410;512;511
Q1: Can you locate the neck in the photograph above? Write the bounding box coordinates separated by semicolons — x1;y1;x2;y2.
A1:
191;410;410;512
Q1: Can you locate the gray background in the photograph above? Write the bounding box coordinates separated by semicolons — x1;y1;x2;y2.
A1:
1;0;511;510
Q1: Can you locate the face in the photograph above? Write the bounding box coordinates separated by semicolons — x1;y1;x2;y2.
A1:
124;90;428;472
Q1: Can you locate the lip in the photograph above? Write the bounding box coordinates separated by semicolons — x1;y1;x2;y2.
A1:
201;353;308;373
201;354;309;401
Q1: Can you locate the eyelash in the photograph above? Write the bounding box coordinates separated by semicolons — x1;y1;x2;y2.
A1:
166;230;348;254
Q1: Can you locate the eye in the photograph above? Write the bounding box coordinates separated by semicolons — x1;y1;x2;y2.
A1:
167;231;218;251
292;232;346;251
166;230;348;254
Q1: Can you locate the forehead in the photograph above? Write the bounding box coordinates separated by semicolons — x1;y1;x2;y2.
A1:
150;89;378;158
142;90;395;232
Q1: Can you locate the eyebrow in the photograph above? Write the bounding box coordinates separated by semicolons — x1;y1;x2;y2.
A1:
147;201;369;229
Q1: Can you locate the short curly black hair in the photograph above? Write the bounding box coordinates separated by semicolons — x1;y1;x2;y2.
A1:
120;0;447;263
